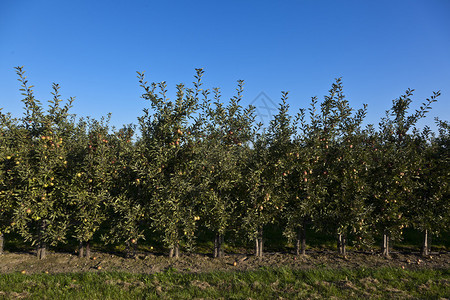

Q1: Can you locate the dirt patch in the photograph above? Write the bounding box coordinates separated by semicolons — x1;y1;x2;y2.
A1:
0;250;448;275
335;280;358;290
105;279;145;290
190;279;211;290
0;290;30;299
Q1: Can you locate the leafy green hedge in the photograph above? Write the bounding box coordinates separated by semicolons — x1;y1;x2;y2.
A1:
0;67;448;259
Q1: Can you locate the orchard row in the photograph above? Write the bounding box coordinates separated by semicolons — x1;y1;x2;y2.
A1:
0;67;448;259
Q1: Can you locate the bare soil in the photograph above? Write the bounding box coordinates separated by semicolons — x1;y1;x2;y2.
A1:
1;249;449;274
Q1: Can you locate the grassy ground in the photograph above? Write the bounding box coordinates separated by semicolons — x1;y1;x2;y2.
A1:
0;267;448;299
1;228;448;298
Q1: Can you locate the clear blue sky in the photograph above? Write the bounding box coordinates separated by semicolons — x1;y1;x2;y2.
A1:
1;0;449;130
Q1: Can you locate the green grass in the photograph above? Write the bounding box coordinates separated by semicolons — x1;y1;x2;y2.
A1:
0;267;448;299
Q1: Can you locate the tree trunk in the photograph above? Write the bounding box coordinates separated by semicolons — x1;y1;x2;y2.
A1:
125;241;130;258
337;233;341;254
78;241;84;258
37;221;47;259
132;242;138;258
214;233;224;258
175;243;179;258
296;226;306;256
342;235;346;255
37;242;47;260
421;229;430;257
255;227;263;257
337;233;346;255
85;240;91;259
382;231;390;257
169;242;180;258
125;241;136;258
0;233;4;255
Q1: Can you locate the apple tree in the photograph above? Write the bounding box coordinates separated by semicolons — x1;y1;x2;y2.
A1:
322;91;368;255
241;92;294;257
10;67;74;259
136;69;203;258
368;89;439;257
408;121;449;256
102;125;146;257
294;79;368;255
0;110;20;255
67;115;115;258
198;82;256;257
